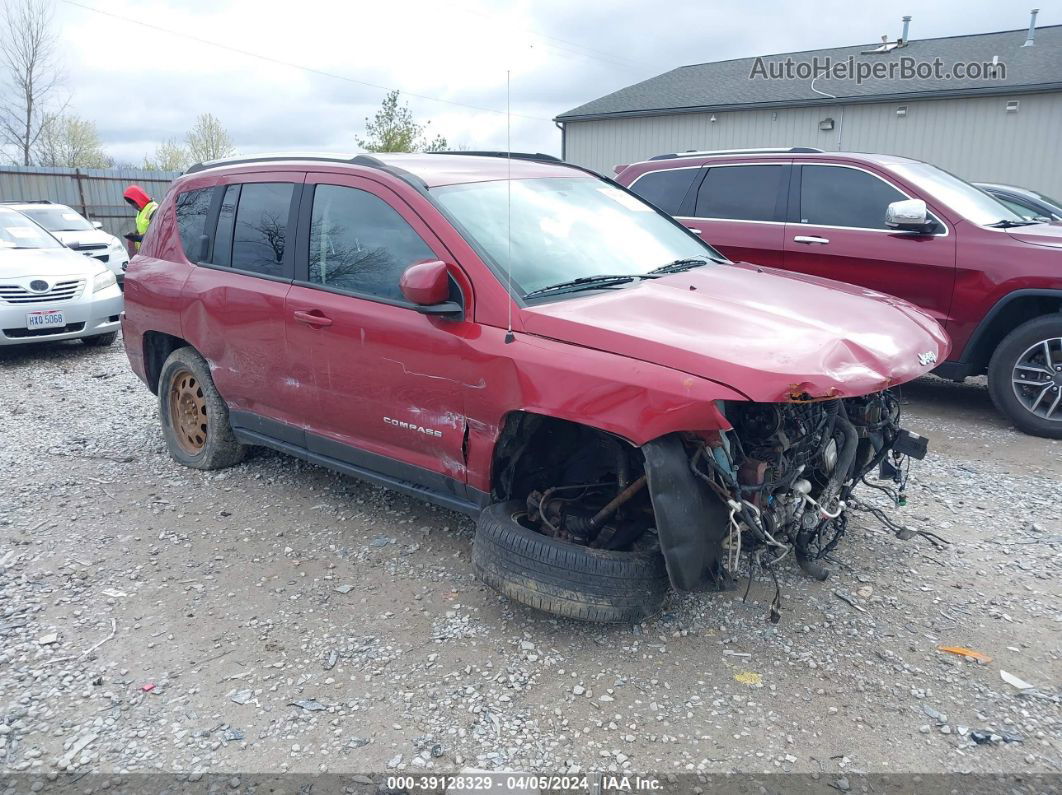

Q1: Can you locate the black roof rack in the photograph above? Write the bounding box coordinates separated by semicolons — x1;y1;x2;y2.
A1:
648;146;823;161
184;152;428;189
433;150;563;163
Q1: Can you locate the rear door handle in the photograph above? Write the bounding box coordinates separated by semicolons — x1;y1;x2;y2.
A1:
793;235;830;245
293;309;333;328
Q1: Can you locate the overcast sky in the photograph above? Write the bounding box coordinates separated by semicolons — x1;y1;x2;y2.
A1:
46;0;1057;164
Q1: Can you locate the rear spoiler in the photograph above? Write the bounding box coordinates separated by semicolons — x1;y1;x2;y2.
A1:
613;164;628;175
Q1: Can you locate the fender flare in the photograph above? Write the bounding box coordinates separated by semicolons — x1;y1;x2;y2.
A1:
955;288;1062;367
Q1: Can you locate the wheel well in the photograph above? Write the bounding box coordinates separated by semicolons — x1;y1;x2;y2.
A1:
142;331;190;394
965;295;1062;373
490;412;640;502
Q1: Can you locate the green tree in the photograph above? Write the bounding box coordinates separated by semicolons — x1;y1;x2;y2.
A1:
356;90;448;153
185;112;235;163
143;138;189;172
34;113;108;168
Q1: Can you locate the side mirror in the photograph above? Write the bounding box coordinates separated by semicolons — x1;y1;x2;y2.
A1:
885;199;932;232
400;260;463;318
92;221;103;229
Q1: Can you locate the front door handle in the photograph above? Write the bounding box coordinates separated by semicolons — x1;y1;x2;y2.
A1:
293;309;333;328
793;235;830;245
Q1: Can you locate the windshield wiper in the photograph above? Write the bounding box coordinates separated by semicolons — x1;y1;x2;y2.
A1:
987;219;1039;228
649;256;719;275
523;274;657;299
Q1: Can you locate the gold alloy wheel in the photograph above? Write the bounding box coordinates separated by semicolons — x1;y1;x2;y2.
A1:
168;368;208;454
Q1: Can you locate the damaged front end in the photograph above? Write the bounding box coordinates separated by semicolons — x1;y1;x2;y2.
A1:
497;390;940;622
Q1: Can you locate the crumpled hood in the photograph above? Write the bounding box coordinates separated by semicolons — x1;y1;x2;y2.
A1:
1006;223;1062;250
520;263;951;402
0;246;107;279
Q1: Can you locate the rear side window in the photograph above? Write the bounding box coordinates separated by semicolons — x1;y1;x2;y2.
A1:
307;184;434;301
628;169;698;215
799;165;905;229
694;165;784;221
174;188;213;262
228;182;295;276
210;185;239;266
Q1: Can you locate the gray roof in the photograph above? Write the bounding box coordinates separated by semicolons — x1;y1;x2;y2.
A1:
557;25;1062;121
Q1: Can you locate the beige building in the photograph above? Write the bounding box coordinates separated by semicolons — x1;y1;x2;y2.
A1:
556;16;1062;198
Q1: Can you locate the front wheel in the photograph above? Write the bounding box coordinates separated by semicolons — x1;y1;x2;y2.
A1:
472;501;669;623
158;347;246;469
988;315;1062;439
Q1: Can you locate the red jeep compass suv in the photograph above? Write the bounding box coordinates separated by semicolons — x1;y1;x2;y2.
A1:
123;152;947;623
618;148;1062;438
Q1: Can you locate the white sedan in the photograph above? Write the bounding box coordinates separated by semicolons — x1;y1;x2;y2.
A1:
0;207;123;347
2;201;130;285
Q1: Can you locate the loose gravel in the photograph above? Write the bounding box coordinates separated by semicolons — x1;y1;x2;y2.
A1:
0;338;1059;780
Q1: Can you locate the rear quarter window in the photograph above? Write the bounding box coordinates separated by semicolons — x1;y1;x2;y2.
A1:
628;168;698;215
174;188;214;262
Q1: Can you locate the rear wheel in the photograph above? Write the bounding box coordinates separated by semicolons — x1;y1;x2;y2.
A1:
158;347;246;469
988;315;1062;439
81;331;117;347
472;500;669;623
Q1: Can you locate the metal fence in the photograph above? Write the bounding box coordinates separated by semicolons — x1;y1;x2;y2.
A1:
0;165;181;238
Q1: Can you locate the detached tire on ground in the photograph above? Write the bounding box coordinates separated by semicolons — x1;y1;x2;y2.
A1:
158;346;246;470
987;315;1062;439
472;501;670;623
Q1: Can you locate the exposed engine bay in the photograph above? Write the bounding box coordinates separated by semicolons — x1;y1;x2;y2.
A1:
493;389;944;622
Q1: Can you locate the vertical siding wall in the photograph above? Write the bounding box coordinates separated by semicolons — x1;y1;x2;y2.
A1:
0;166;181;238
564;92;1062;197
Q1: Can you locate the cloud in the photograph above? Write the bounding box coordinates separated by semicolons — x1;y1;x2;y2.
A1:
44;0;1052;163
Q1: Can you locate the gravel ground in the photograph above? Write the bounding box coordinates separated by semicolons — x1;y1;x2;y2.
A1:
0;337;1059;782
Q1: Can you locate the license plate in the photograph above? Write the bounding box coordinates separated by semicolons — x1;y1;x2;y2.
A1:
26;310;65;329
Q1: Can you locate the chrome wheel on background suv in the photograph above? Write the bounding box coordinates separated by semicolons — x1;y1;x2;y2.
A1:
989;316;1062;439
1012;337;1062;420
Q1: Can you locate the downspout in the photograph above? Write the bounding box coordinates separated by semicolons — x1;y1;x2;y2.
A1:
555;121;566;161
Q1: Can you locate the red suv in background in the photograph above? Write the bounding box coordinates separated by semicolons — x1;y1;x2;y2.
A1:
617;148;1062;438
122;152;947;624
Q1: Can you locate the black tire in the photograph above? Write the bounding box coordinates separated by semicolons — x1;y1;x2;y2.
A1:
81;331;117;347
157;347;246;469
472;501;670;623
987;315;1062;439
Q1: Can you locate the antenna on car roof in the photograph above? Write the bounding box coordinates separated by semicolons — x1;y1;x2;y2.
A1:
504;69;515;345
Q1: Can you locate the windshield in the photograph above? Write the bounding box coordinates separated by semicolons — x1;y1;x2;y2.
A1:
18;206;94;232
432;177;723;297
890;163;1026;226
0;210;62;249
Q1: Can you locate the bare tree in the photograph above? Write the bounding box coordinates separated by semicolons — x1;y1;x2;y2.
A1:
186;113;235;163
0;0;64;165
35;113;108;168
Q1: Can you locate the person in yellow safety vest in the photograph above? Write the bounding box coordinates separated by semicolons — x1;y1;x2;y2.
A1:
122;184;158;252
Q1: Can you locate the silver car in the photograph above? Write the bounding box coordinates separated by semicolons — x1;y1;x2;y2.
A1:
1;200;130;284
0;207;123;347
